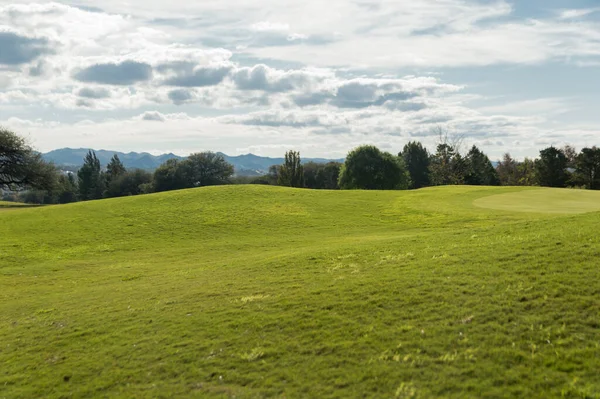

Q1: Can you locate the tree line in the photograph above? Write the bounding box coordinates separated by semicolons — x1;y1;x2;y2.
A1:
1;127;599;204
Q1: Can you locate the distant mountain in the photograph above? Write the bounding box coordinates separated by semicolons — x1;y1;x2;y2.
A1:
42;148;343;176
217;153;344;176
42;148;184;172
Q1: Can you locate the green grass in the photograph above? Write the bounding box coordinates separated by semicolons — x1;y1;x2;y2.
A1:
1;186;599;398
0;200;29;209
474;188;600;214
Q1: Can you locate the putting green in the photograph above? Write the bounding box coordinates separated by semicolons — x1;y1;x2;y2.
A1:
474;188;600;214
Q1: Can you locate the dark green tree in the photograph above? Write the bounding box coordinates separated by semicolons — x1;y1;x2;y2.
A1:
105;154;126;185
303;162;321;189
57;173;78;203
317;162;342;189
338;145;410;190
153;158;187;192
106;169;153;198
464;145;500;186
278;151;305;188
535;146;568;188
401;141;430;189
303;161;342;189
0;128;57;191
575;147;600;190
181;152;234;187
77;150;105;200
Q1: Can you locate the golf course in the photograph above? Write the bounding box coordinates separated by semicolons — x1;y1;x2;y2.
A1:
1;185;599;398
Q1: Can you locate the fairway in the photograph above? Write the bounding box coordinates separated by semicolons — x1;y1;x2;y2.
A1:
1;186;599;398
474;187;600;214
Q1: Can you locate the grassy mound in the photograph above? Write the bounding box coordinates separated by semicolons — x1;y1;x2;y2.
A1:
474;188;600;214
1;186;599;398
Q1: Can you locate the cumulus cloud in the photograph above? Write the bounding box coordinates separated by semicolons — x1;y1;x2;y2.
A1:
140;111;166;122
168;88;195;104
28;61;46;77
232;64;322;92
162;64;233;87
0;31;52;65
77;87;112;99
73;61;153;85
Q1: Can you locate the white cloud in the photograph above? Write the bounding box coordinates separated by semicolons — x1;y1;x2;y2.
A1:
558;9;598;20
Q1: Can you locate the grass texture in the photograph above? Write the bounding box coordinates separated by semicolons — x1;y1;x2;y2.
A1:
1;186;599;398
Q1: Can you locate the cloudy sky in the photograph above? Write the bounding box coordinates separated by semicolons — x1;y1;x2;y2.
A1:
1;1;599;159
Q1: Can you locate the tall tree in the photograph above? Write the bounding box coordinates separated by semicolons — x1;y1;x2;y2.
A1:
575;147;600;190
339;145;410;190
496;153;536;186
105;154;126;185
0;128;57;191
535;146;568;188
496;153;518;186
516;158;536;186
57;173;78;204
77;150;105;200
562;144;578;169
181;152;234;187
464;145;500;186
401;141;430;189
278;151;305;188
429;143;466;186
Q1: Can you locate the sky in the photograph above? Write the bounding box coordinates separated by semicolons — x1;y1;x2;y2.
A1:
0;0;599;159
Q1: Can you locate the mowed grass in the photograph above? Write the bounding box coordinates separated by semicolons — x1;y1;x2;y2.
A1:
1;186;599;398
0;201;29;209
474;188;600;214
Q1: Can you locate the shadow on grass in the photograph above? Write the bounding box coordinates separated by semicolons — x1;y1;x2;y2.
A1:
0;204;45;209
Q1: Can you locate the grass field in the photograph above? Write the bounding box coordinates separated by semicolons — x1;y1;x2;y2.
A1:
1;186;599;398
0;201;28;209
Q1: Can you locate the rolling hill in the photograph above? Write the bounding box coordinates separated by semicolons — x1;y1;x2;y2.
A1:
1;186;599;398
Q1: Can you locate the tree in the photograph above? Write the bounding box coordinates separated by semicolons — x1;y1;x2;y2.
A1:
278;151;305;188
105;154;126;186
575;147;600;190
496;153;536;186
401;141;430;189
515;158;536;186
429;144;466;185
105;169;153;198
77;150;105;200
464;145;499;186
0;128;57;191
303;162;321;189
181;152;234;187
338;145;410;190
56;173;78;204
153;158;187;192
303;161;342;189
535;146;568;188
496;153;518;186
562;144;578;169
318;162;342;189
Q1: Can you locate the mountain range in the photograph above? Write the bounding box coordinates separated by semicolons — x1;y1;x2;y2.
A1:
42;148;343;176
